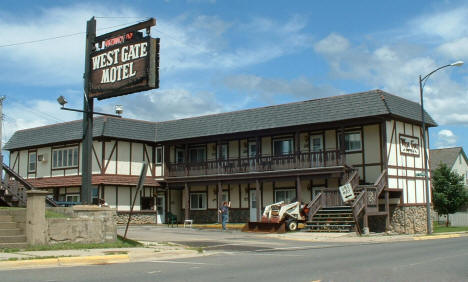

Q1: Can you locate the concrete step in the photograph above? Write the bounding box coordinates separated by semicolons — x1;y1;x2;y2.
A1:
0;215;13;221
0;242;28;249
0;222;17;229
0;235;27;243
0;229;23;236
0;210;12;215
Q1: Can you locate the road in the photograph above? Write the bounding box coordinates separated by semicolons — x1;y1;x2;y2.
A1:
2;228;467;281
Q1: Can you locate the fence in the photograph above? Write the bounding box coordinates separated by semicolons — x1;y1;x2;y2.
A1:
434;212;468;227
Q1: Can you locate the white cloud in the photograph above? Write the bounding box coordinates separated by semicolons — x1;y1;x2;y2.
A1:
314;33;350;55
437;37;468;60
223;74;339;103
436;129;458;148
0;4;140;86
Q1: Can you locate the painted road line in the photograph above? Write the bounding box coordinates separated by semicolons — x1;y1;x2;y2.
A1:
147;270;161;274
151;260;218;265
413;234;461;240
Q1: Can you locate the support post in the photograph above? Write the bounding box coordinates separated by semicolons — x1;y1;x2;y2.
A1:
255;180;261;222
339;126;346;165
184;183;189;220
0;96;5;178
81;17;96;204
26;190;49;245
363;212;369;235
385;190;390;230
296;175;302;203
217;181;222;223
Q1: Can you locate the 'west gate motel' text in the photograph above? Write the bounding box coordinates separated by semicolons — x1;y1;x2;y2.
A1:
92;42;148;84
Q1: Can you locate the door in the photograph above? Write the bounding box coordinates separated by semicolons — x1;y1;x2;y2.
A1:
248;142;257;170
310;134;324;166
156;195;165;224
250;190;259;222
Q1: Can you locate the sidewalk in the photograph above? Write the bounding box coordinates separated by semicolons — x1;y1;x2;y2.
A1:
0;241;204;270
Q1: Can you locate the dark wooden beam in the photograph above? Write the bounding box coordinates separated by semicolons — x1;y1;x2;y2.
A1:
255;179;261;222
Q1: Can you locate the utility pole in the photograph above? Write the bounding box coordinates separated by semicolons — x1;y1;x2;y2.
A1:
0;96;5;180
81;17;96;204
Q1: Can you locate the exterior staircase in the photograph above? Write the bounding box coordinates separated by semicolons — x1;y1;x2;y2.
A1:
0;209;28;249
305;206;354;232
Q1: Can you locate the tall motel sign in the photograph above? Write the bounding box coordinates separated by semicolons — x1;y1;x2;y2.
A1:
81;17;160;203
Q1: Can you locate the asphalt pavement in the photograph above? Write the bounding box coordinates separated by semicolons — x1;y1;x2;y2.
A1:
2;234;467;282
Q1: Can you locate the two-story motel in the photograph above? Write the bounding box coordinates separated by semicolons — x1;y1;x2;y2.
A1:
4;90;436;233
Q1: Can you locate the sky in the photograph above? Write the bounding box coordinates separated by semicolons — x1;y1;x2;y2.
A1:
1;0;468;156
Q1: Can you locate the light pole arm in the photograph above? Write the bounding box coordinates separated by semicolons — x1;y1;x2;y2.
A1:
420;64;451;86
60;107;122;118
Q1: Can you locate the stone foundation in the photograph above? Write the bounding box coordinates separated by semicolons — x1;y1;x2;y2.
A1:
115;212;157;224
389;206;432;234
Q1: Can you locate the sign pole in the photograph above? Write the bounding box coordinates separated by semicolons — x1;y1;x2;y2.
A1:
82;17;96;204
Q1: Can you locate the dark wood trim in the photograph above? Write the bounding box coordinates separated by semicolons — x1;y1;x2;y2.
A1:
399;203;429;207
387;165;426;171
388;175;425;181
129;141;132;174
103;141;117;174
387;120;396;162
238;183;242;208
361;125;366;182
101;141;106;174
92;144;102;172
115;186;118;209
115;141;118;175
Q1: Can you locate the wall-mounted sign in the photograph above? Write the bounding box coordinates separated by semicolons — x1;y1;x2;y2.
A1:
399;134;420;156
87;18;159;100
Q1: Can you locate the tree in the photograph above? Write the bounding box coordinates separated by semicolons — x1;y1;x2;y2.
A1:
432;163;468;227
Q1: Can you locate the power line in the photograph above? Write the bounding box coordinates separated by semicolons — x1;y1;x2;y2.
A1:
0;19;149;48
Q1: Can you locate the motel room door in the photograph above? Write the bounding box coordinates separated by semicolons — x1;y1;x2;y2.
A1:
156;195;165;224
249;190;260;222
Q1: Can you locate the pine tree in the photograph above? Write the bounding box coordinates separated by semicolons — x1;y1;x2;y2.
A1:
432;163;468;227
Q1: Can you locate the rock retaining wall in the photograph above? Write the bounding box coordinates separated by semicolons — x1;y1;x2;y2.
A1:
389;206;432;234
115;212;157;224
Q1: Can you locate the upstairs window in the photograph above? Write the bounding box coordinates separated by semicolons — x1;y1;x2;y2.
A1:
28;152;37;173
218;144;228;160
339;132;362;152
52;147;78;169
189;147;206;163
156;147;163;164
273;138;293;156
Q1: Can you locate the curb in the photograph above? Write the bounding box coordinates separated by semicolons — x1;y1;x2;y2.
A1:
0;254;129;269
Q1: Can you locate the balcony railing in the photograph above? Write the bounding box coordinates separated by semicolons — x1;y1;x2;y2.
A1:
167;150;343;177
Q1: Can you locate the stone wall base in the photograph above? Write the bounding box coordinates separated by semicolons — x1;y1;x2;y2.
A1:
389;205;432;234
115;212;157;224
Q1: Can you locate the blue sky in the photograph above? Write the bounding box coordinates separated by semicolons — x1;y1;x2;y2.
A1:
1;0;468;154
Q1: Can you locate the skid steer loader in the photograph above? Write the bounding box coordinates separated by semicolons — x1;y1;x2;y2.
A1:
242;201;309;233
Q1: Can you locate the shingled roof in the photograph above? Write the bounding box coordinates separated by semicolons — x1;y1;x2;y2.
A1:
4;116;156;150
154;89;437;142
430;147;468;170
5;89;437;150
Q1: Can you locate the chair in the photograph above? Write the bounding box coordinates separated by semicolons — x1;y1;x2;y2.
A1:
167;212;178;228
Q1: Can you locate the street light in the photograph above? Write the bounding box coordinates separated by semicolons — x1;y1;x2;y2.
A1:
57;96;123;118
419;60;463;235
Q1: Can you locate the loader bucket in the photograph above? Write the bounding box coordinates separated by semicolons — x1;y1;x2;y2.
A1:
241;222;286;233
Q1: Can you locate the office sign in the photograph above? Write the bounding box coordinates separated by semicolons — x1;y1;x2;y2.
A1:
88;19;159;100
399;134;420;156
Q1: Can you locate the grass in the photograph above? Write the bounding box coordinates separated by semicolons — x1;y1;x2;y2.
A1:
433;222;468;233
45;210;68;218
185;246;204;254
4;255;72;262
0;235;142;253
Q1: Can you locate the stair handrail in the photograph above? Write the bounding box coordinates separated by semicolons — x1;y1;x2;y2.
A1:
306;192;323;221
373;169;387;198
351;191;366;235
347;169;360;190
2;163;57;207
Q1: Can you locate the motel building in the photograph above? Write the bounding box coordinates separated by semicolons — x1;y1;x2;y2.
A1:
4;90;436;234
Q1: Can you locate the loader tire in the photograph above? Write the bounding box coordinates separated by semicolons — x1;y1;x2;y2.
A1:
286;220;298;231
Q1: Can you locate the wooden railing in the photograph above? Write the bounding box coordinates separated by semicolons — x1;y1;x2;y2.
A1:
1;163;57;207
167;150;343;177
306;192;323;220
374;169;387;197
351;191;366;235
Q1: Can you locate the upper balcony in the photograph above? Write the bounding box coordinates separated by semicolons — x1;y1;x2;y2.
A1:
166;150;344;179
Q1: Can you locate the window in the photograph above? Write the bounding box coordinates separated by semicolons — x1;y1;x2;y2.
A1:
248;142;257;157
66;194;80;203
141;197;154;210
189;147;206;163
190;193;207;210
28;152;37;173
273;138;293;156
339;132;362;152
156;147;163;164
222;191;229;202
310;135;323;152
176;148;185;164
274;189;296;203
52;147;78;168
218;144;228;160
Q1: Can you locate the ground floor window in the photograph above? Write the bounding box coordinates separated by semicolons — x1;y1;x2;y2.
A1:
141;197;155;210
190;192;207;210
274;189;296;203
66;194;80;203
